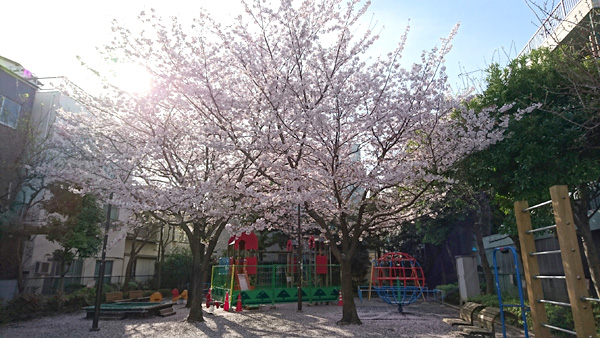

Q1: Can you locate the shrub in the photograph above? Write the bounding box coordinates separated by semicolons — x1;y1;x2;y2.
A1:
5;294;44;321
137;279;155;291
160;248;193;290
467;293;500;307
159;289;172;297
127;281;140;291
437;283;460;305
102;283;120;293
0;302;8;325
64;287;96;311
64;284;86;294
44;292;67;312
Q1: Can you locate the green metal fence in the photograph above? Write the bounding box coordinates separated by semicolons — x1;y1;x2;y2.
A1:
210;264;341;307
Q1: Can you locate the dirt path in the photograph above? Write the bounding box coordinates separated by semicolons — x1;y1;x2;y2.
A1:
0;298;527;337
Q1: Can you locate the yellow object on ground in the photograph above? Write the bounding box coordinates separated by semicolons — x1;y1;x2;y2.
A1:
180;290;188;300
150;292;163;302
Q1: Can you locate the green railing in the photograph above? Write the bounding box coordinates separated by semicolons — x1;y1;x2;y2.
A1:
210;264;341;307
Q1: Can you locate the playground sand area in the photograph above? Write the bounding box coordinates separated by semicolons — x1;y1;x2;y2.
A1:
0;298;526;338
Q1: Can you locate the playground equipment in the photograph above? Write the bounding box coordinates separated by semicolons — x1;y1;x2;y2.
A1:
371;252;426;312
514;185;599;337
83;302;175;319
492;246;529;338
211;232;341;309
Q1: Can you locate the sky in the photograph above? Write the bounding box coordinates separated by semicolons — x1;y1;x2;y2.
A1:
1;0;544;94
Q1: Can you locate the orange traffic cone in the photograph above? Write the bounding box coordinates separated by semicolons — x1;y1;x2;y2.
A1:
338;290;343;306
235;293;243;312
206;289;212;308
223;291;230;311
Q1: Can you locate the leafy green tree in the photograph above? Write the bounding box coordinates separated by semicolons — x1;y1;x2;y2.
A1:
464;48;600;297
43;183;103;292
160;247;193;291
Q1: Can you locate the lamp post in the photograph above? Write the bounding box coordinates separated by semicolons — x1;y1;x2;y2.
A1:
91;193;113;331
297;203;302;312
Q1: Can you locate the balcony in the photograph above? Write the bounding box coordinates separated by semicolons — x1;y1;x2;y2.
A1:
519;0;600;56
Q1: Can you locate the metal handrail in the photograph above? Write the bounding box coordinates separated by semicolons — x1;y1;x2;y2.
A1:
529;249;561;256
538;299;571;307
541;323;577;335
580;296;600;303
519;0;584;56
522;199;553;212
526;224;557;234
534;275;566;279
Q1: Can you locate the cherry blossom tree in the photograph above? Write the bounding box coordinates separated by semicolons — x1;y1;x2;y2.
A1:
159;0;511;324
44;0;522;325
45;87;257;322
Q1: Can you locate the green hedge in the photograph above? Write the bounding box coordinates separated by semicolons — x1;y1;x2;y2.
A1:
437;283;460;305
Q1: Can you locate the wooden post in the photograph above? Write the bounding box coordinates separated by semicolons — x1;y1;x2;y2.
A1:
549;185;597;338
514;200;551;338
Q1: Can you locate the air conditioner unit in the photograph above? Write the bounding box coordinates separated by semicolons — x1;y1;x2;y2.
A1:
35;261;52;275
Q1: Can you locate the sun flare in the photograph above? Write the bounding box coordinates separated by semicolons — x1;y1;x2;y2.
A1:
110;63;152;94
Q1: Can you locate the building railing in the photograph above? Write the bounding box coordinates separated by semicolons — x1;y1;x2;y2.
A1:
520;0;584;56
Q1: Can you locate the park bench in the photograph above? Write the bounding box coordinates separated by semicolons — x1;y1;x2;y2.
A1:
127;290;144;300
458;306;501;337
105;291;124;303
442;302;485;326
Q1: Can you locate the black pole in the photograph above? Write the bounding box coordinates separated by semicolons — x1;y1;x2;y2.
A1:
91;193;113;331
297;204;302;312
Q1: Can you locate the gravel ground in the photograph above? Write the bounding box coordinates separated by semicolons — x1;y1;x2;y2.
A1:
0;298;527;338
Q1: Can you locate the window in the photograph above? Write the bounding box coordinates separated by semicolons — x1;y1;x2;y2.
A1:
177;229;188;242
53;260;83;287
102;205;120;221
94;260;113;284
0;95;21;129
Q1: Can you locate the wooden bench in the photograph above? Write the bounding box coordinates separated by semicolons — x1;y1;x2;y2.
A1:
105;291;124;303
458;306;501;337
128;290;143;300
443;302;485;326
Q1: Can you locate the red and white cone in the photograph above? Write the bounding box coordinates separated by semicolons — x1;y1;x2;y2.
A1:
206;289;212;308
338;290;343;306
223;291;230;311
235;293;243;312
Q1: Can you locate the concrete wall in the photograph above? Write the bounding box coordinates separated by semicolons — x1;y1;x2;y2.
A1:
0;66;37;210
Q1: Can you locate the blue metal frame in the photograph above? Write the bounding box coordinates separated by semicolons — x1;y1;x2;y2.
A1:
492;246;529;338
357;286;442;304
372;257;425;312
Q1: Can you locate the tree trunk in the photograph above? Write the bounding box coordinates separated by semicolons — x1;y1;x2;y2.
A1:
157;224;164;289
187;239;205;322
338;257;361;325
123;244;136;292
16;238;25;294
57;260;66;293
441;242;455;285
572;186;600;298
474;192;494;295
